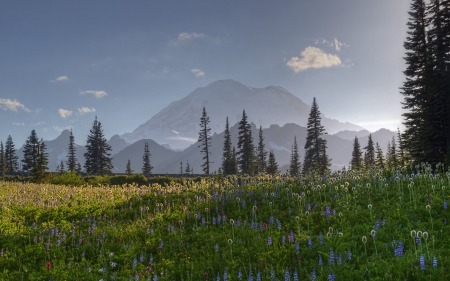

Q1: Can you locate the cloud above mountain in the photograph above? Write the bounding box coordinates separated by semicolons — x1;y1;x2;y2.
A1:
0;98;30;112
287;47;341;72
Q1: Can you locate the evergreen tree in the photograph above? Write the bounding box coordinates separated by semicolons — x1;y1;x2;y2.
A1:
237;110;255;174
256;126;268;174
180;162;183;175
142;141;153;177
185;159;192;175
198;107;212;175
84;116;113;174
375;142;385;168
5;135;18;174
389;137;398;168
231;147;238;175
266;150;279;176
22;129;40;172
397;128;408;167
363;134;375;169
302;98;331;175
59;160;65;174
75;163;83;174
0;141;6;176
66;129;77;173
32;139;49;183
125;159;133;175
386;142;392;169
350;136;363;170
222;117;234;175
289;136;301;177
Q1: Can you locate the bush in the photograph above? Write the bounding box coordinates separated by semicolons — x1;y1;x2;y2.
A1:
110;174;148;186
49;172;85;186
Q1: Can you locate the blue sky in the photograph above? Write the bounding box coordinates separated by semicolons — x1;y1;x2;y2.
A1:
1;0;410;146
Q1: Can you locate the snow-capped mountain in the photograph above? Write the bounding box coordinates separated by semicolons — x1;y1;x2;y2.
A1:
121;79;365;150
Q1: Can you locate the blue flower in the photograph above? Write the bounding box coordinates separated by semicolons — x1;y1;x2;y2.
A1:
394;241;404;257
311;268;317;281
327;269;336;280
270;267;276;281
257;269;261;281
375;220;380;231
308;238;312;249
433;257;438;268
295;242;300;254
382;217;386;226
420;254;425;270
319;232;324;245
318;255;323;266
293;268;299;281
329;248;335;265
238;268;242;280
267;236;272;246
282;235;286;245
444;201;447;210
284;267;290;281
347;251;352;260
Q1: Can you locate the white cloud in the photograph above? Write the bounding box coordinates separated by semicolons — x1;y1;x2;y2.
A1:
51;76;68;82
77;107;95;115
0;98;30;112
178;32;205;40
80;90;108;98
356;119;402;132
333;38;349;52
286;47;341;72
12;122;25;126
58;108;73;118
31;121;46;126
166;136;197;143
191;68;205;78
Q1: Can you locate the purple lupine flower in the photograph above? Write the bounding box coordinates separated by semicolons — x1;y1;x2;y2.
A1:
215;244;219;252
269;216;274;224
284;267;290;281
270;267;276;281
311;268;316;281
308;238;312;249
293;268;299;281
375;220;380;231
153;274;158;281
337;254;342;265
318;255;323;266
158;240;164;249
347;251;352;260
133;257;137;268
329;248;335;265
415;236;421;246
224;269;228;281
295;242;300;254
276;219;282;230
202;217;205;227
394;241;404;257
319;232;324;245
327;269;336;280
282;235;286;245
289;231;294;243
323;206;331;219
257;269;261;281
433;257;438;268
217;273;221;281
248;267;253;281
267;236;272;246
444;201;447;210
238;268;242;280
382;217;386;226
420;254;425;270
140;253;144;263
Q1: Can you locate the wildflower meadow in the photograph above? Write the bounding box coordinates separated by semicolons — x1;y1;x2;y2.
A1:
0;164;449;280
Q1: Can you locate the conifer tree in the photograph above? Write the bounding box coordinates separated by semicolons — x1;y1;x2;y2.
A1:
5;135;18;174
256;126;268;174
397;128;407;167
75;163;83;174
142;141;153;177
84;116;113;174
198;107;212;175
66;129;77;173
0;141;6;176
231;147;238;175
363;134;375;169
185;159;192;175
237;110;255;174
289;136;301;177
389;137;398;168
375;142;385;168
222;117;234;175
32;139;49;183
386;142;392;169
180;162;183;175
266;150;279;176
126;159;133;175
350;136;363;170
59;160;65;174
22;129;40;172
302;98;331;175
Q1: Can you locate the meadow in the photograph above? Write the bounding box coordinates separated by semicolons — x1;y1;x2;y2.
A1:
0;164;449;280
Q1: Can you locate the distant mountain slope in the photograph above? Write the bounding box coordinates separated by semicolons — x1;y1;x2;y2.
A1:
121;79;365;149
333;130;371;140
113;123;396;174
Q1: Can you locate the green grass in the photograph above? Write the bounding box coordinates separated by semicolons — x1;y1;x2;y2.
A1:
0;165;449;280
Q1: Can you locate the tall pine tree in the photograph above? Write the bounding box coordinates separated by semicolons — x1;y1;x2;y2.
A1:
198;107;212;175
302;98;331;176
22;129;40;172
375;142;385;168
142;141;153;176
125;159;133;175
266;150;279;176
222;117;234;175
5;135;18;174
66;129;77;173
256;126;268;174
289;136;301;176
350;136;363;170
32;139;49;183
363;134;375;169
237;110;255;174
84;116;113;174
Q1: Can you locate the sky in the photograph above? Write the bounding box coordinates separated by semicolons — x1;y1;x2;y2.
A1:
0;0;411;146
